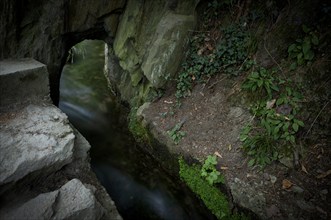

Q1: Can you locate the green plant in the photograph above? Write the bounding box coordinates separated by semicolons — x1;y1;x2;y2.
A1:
179;157;247;219
128;108;151;144
178;158;229;219
175;24;250;100
288;25;319;70
241;69;305;167
241;67;279;99
167;122;186;144
240;101;304;167
201;155;225;185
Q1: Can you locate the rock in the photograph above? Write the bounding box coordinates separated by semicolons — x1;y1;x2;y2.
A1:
109;0;198;104
0;179;105;220
0;104;75;185
0;59;49;108
54;179;104;220
270;175;277;184
292;185;304;194
0;191;59;220
230;178;267;218
141;12;195;88
136;102;151;120
266;204;281;218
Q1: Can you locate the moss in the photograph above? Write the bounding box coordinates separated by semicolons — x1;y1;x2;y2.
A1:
128;107;151;145
178;158;247;220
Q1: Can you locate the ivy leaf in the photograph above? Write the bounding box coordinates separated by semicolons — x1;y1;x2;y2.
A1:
302;25;310;33
311;34;319;45
290;62;297;70
297;120;304;127
292;123;299;132
288;43;296;53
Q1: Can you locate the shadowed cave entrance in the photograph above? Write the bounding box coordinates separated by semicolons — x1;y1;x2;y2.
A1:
59;40;216;220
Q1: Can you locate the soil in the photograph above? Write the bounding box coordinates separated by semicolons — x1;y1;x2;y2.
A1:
143;72;331;219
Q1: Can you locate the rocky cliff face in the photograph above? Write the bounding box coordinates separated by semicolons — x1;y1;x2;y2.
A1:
106;0;199;104
1;0;126;104
1;0;198;106
0;59;122;220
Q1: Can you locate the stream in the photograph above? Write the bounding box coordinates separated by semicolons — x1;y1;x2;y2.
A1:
59;40;215;220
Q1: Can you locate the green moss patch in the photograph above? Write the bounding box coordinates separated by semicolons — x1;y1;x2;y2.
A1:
178;158;246;220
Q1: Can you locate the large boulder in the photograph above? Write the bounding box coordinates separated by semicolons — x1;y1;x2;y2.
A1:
0;179;106;220
0;104;75;185
109;0;199;104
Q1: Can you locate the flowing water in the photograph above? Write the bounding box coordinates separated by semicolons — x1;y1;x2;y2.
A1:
59;40;215;220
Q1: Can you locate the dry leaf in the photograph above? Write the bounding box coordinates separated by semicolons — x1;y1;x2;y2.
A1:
282;179;293;189
164;100;173;104
220;166;228;170
228;144;232;151
266;99;276;109
214;151;223;158
206;43;213;51
317;169;331;179
301;164;308;174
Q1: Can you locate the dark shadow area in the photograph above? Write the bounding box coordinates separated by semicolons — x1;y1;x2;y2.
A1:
59;40;216;220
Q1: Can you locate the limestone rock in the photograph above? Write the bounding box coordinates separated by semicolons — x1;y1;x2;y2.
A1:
0;191;59;220
0;179;105;220
54;179;104;220
0;59;49;108
110;0;197;104
230;177;267;219
0;104;75;185
141;12;195;88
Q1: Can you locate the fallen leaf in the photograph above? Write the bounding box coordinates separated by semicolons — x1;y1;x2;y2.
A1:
206;43;213;51
220;166;228;170
214;151;223;158
266;99;276;109
228;144;232;151
317;169;331;179
301;163;308;174
164;100;173;104
282;179;293;189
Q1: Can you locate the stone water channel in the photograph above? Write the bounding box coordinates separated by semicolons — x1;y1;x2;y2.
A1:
59;40;216;220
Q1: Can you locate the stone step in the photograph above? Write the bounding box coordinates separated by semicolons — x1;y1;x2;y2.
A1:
0;58;50;108
0;104;75;186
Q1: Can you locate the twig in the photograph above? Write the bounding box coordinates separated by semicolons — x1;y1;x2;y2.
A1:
304;100;330;138
208;75;228;89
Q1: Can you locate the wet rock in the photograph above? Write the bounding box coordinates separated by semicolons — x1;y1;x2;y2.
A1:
0;104;75;185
